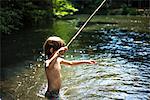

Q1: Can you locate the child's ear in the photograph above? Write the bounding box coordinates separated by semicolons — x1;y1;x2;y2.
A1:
50;48;54;53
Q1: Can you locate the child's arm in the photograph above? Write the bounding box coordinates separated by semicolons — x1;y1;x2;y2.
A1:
45;46;68;67
60;58;96;66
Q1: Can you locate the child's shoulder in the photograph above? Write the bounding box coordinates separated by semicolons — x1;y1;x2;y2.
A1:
57;57;64;62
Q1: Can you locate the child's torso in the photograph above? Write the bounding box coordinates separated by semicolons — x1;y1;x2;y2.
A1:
45;58;62;91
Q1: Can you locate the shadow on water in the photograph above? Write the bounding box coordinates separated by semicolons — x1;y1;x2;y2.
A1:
1;15;150;100
1;18;77;100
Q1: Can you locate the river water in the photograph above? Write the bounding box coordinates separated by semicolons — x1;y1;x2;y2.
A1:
1;16;150;100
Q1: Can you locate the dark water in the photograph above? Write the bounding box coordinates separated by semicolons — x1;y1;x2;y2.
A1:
65;29;150;100
1;16;150;100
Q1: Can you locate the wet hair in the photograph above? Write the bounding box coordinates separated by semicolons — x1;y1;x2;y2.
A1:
43;36;65;58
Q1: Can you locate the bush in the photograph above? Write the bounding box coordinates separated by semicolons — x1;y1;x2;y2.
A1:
121;4;129;15
0;0;78;34
107;4;141;15
107;9;122;15
53;0;78;18
128;8;140;15
121;4;140;15
0;8;23;34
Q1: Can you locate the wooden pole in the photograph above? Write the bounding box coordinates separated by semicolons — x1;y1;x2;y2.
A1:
67;0;107;47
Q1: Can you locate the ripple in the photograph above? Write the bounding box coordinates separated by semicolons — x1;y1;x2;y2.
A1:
62;29;150;99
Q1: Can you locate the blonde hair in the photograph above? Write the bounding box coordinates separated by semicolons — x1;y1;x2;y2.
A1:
43;36;65;58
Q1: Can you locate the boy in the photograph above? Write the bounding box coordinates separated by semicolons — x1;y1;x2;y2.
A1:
43;36;96;99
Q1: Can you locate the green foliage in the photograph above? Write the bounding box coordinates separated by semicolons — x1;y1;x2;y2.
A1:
21;1;51;24
121;4;139;15
72;0;104;13
52;0;78;18
121;4;129;15
0;8;23;34
128;8;139;15
24;9;50;24
108;4;141;15
0;0;78;34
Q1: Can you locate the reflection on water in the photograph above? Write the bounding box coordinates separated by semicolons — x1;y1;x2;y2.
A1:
62;29;150;100
1;16;150;100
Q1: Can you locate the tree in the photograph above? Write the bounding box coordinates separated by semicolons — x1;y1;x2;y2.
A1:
0;0;78;34
51;0;78;18
72;0;104;13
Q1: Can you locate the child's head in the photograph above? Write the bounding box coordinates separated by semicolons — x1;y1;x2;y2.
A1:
43;36;65;57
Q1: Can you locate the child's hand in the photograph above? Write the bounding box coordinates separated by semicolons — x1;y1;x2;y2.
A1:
57;46;68;55
87;60;96;64
58;46;68;52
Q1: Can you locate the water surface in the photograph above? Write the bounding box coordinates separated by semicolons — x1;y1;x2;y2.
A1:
1;15;150;100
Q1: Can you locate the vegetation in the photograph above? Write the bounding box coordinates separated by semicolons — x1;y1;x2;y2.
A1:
0;8;23;34
0;0;149;34
75;15;149;33
52;0;78;17
0;0;77;34
107;4;141;15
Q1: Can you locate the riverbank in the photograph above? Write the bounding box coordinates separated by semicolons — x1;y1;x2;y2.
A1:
68;15;150;33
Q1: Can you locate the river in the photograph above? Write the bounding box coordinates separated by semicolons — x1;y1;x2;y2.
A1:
1;15;150;100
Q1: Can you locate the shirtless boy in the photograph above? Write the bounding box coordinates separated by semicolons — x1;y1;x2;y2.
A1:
43;36;96;99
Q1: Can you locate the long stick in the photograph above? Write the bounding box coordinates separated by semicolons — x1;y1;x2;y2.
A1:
67;0;107;47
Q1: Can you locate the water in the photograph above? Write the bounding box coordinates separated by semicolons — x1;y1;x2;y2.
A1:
1;16;150;100
63;29;150;100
